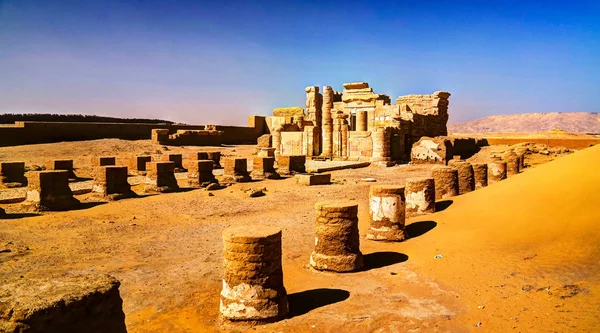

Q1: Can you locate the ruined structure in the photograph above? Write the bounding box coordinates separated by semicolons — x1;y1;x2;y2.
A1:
129;155;152;175
46;159;77;180
405;177;436;217
503;151;520;176
267;82;450;164
0;274;127;333
207;151;222;169
250;157;279;180
488;161;507;184
295;173;331;186
187;160;217;187
91;157;116;167
222;158;251;183
91;166;135;200
145;161;179;192
0;162;26;188
310;201;363;272
22;171;80;211
220;226;288;323
367;185;406;241
431;166;459;200
152;128;224;146
448;161;475;194
277;155;306;175
472;163;488;189
161;154;185;171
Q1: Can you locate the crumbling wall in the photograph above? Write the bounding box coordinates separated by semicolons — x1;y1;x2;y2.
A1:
411;136;452;164
397;91;450;139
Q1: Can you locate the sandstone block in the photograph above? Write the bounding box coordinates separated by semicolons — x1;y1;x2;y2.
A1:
277;155;306;175
22;170;80;211
128;155;152;175
310;201;363;272
151;128;169;144
503;151;520;176
45;160;77;179
410;137;452;165
161;154;185;171
145;162;179;192
220;226;288;323
0;162;27;188
257;134;272;148
222;158;251;183
295;173;331;186
258;148;276;158
0;274;126;333
405;177;436;217
251;157;280;180
187;160;217;188
92;166;135;200
368;185;406;241
430;166;459;200
207;151;222;169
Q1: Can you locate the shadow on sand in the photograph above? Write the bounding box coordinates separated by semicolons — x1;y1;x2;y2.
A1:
406;220;437;239
287;288;350;318
435;200;453;212
361;252;409;272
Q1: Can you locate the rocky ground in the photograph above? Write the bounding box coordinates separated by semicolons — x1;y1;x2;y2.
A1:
0;139;597;332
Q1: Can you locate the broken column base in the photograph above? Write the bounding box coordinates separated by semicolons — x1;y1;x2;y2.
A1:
295;173;331;186
250;170;280;180
366;227;406;241
0;274;126;333
309;252;363;273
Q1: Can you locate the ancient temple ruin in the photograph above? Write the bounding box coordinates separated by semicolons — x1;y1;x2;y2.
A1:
266;82;451;165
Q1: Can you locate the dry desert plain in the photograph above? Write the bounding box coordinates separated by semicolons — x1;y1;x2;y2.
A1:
0;138;599;332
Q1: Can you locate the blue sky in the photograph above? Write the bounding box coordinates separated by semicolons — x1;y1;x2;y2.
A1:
1;0;598;125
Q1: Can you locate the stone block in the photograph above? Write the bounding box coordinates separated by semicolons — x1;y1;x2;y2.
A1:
161;154;185;171
448;160;475;195
257;134;272;148
187;160;217;187
92;166;135;200
368;185;406;241
0;162;27;188
222;158;251;183
22;170;80;211
410;137;452;165
430;166;459;200
145;162;179;192
277;155;306;175
45;160;77;179
207;151;222;169
405;177;436;217
258;148;276;158
91;157;116;167
295;173;331;186
151;128;169;144
251;157;279;180
0;274;126;333
128;155;152;175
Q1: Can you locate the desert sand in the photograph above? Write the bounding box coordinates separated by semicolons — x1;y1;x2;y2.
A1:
0;140;598;332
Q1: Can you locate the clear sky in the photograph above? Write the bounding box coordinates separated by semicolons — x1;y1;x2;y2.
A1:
1;0;598;125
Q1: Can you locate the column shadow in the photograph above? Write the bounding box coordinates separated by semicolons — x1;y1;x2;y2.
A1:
361;252;408;271
287;288;350;318
406;221;437;239
435;200;453;212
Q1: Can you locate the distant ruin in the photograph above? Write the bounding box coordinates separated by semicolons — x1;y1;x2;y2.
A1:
267;82;451;164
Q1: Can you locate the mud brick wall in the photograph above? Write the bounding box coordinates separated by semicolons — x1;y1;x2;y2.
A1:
348;131;373;160
0;116;267;147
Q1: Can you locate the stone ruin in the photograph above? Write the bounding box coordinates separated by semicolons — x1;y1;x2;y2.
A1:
220;226;288;323
250;157;280;180
187;160;217;187
0;274;126;333
145;161;179;193
151;128;224;146
129;155;152;175
161;153;185;172
405;177;436;217
368;185;407;241
91;166;136;200
267;82;450;164
0;162;27;188
430;165;459;200
448;160;475;195
46;159;77;180
221;158;251;183
91;156;116;167
22;170;80;211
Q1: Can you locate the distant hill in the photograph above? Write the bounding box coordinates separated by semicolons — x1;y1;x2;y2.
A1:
0;113;176;125
449;112;600;134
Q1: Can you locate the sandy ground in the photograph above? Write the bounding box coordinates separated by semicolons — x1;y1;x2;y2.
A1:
0;139;598;332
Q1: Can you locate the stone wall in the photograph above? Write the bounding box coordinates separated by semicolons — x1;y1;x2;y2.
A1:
348;131;373;160
397;91;451;139
280;132;304;155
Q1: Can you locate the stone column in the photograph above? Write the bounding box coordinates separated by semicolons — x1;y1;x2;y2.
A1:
305;86;322;155
448;161;475;194
488;161;507;184
503;151;520;176
332;112;349;158
431;165;459;200
222;158;251;183
272;126;282;156
367;185;406;241
220;226;288;323
310;201;363;272
405;177;436;217
92;166;135;200
371;127;391;165
321;86;334;158
22;170;80;211
251;157;280;180
472;163;488;189
356;110;368;131
145;161;179;192
187;160;217;187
